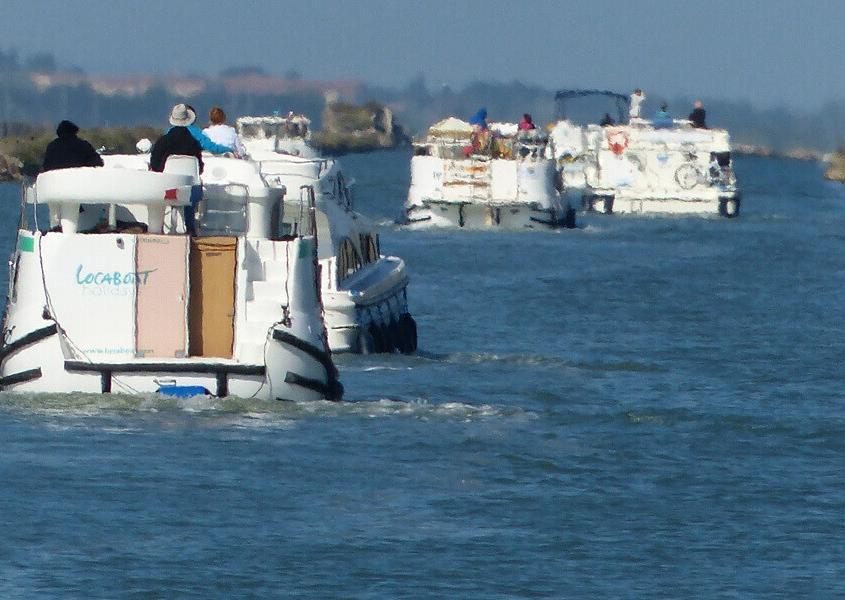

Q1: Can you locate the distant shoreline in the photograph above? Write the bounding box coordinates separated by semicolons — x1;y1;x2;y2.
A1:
0;132;825;183
732;144;825;162
0;104;411;180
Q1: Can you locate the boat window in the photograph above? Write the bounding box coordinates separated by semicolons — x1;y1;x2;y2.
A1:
337;237;362;280
239;123;264;139
359;234;379;263
238;120;310;141
439;144;468;160
338;174;352;209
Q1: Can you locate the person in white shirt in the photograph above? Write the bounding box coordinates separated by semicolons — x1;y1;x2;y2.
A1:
629;88;645;120
202;106;246;157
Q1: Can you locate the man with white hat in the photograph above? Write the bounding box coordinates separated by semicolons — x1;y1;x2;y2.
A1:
149;104;206;234
149;103;204;173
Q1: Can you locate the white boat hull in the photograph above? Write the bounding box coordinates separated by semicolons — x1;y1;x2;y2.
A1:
406;141;575;231
550;117;740;218
0;232;342;401
1;175;341;401
580;188;741;217
404;201;573;229
249;141;418;354
323;257;413;353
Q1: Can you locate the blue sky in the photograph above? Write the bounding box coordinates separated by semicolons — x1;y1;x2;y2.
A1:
0;0;839;110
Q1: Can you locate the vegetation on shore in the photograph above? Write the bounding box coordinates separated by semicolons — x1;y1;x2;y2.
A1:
311;102;409;155
0;126;161;179
0;102;411;180
824;150;845;181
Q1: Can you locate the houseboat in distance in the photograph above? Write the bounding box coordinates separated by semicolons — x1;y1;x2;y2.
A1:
405;117;576;230
550;89;740;217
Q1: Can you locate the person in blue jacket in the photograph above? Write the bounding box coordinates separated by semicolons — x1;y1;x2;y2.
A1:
468;107;488;129
166;104;234;154
465;107;491;156
653;103;673;129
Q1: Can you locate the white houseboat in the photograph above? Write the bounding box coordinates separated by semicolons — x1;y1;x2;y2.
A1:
0;156;342;401
549;90;740;217
405;117;576;229
237;114;416;354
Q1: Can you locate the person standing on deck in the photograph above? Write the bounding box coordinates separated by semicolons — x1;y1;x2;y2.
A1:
629;88;645;120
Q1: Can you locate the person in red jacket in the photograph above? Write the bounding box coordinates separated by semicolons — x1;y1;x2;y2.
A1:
518;113;536;131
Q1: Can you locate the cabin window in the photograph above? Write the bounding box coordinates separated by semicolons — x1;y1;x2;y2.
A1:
441;144;469;160
337;237;362;280
338;173;353;209
239;123;263;139
359;234;379;263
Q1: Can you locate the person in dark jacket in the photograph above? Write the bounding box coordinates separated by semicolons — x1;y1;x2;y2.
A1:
149;103;204;173
150;104;205;234
42;120;104;172
689;100;707;128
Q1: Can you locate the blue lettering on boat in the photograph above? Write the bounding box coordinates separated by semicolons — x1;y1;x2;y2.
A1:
75;265;156;286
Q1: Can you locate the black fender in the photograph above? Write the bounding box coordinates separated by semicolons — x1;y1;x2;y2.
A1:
399;313;418;354
368;322;387;353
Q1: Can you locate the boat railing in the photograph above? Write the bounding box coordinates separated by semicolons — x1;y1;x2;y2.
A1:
18;176;34;232
336;172;353;211
287;185;317;241
196;183;250;237
415;135;549;162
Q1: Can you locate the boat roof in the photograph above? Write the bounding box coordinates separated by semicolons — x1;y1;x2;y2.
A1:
554;89;630;124
237;114;311;127
427;117;473;138
422;117;546;142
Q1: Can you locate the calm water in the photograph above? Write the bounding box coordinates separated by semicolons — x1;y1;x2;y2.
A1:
1;152;844;598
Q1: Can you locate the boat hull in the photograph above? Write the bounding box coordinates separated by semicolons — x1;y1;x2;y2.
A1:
404;201;574;230
0;227;340;401
323;257;415;354
581;189;741;217
252;145;418;355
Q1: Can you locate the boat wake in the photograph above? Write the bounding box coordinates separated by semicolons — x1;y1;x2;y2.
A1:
0;391;531;427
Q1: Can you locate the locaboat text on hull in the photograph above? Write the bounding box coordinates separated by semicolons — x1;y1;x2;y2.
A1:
405;117;576;230
0;161;342;401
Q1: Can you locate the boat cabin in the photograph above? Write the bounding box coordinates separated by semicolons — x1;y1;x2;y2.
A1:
412;117;550;162
236;114;314;158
